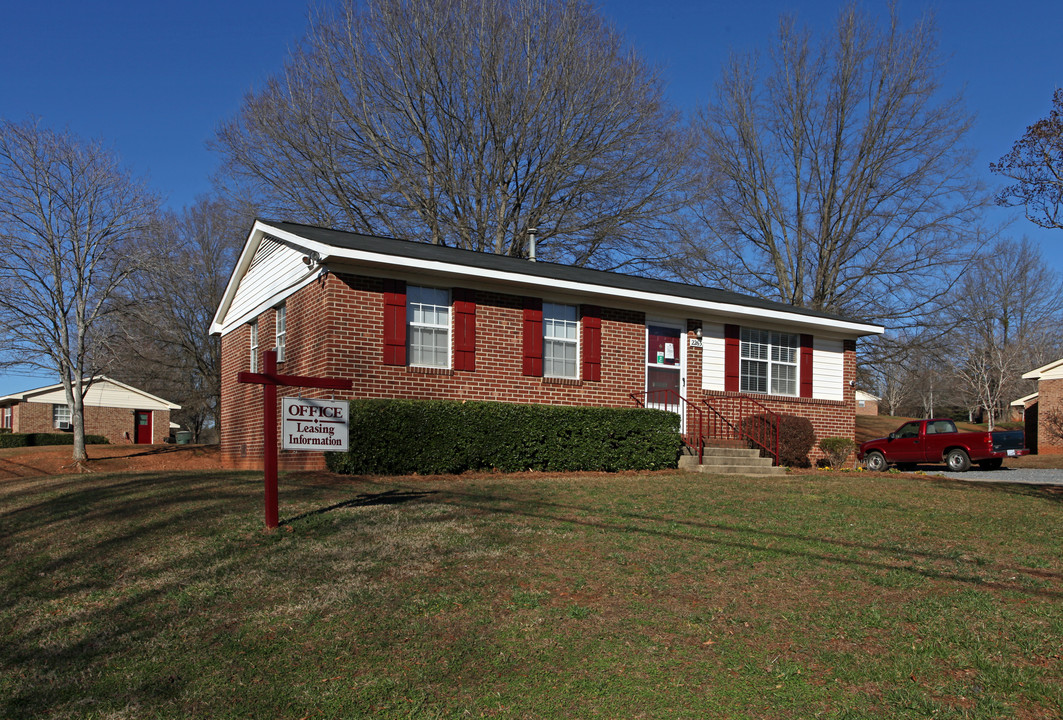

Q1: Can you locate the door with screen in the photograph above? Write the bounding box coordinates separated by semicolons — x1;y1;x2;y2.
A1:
646;324;683;426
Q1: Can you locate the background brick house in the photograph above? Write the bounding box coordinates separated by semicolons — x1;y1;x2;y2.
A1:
1021;358;1063;455
855;390;880;416
211;220;884;470
0;377;180;445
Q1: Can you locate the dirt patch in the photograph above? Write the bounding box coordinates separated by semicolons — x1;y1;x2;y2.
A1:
0;444;224;479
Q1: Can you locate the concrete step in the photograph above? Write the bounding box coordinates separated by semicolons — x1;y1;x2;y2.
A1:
679;453;787;476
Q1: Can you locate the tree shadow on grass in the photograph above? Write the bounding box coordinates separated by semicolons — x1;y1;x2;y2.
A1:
279;488;435;526
925;475;1063;505
339;477;1063;599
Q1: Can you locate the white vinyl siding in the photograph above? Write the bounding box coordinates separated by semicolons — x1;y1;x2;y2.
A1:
543;303;579;378
812;337;845;401
20;380;178;411
408;286;450;368
227;237;308;325
700;322;726;391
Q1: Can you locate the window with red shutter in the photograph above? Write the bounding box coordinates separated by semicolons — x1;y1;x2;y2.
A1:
522;297;543;376
453;289;476;371
581;305;601;382
382;279;407;366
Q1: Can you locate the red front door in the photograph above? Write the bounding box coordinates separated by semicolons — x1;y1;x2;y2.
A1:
134;410;152;444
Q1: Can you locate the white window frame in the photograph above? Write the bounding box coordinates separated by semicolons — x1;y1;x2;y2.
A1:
407;285;451;368
2;407;11;429
249;320;259;372
53;403;72;429
276;304;286;362
543;302;579;379
740;327;799;396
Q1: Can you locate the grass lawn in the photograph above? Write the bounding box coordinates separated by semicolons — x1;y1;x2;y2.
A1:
1;468;1060;719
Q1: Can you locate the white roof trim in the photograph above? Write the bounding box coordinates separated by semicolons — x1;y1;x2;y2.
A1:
1010;392;1039;406
0;376;181;409
212;220;885;337
1022;357;1063;380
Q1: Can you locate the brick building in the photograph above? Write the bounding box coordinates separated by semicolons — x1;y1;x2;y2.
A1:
210;221;884;470
855;390;880;416
1021;358;1063;455
0;377;180;445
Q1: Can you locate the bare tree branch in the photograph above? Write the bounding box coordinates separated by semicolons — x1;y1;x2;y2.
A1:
211;0;693;270
680;5;987;326
0;118;160;462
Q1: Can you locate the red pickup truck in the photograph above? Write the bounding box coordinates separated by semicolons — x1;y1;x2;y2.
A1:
858;419;1029;472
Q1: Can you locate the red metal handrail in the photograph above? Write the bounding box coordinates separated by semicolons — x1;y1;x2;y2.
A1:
700;394;781;465
630;389;704;464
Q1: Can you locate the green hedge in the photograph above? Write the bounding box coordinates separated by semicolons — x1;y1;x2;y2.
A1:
325;399;683;475
0;433;110;449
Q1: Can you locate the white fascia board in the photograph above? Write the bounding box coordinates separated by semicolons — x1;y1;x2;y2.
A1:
321;245;884;337
1010;392;1039;406
1022;357;1063;380
218;221;884;337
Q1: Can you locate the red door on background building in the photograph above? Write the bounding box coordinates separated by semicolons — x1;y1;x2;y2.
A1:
134;410;152;444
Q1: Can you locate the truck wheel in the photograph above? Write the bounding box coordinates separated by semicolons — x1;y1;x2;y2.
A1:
946;449;971;472
978;458;1003;471
864;451;887;472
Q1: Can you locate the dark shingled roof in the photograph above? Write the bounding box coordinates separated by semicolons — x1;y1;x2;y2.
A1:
264;219;871;327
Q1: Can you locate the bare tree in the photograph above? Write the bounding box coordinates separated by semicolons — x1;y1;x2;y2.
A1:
946;237;1063;429
0;119;160;462
682;5;986;325
991;88;1063;231
213;0;692;270
100;197;249;441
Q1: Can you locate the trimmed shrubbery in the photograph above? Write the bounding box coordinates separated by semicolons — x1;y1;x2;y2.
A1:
739;413;817;467
325;399;682;475
0;433;110;449
818;437;856;468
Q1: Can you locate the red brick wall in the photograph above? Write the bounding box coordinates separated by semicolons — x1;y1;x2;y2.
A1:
219;272;859;470
10;402;169;444
1037;378;1063;454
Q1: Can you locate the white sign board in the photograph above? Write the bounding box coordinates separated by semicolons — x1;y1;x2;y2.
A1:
282;398;349;451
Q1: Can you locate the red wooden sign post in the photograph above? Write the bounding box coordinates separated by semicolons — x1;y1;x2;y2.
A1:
237;350;352;529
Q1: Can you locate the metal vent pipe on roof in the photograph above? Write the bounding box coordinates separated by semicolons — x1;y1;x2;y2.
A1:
528;227;537;262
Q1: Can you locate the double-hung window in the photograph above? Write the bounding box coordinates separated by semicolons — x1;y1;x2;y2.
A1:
740;328;798;396
249;321;259;372
2;407;11;429
276;304;286;362
408;286;450;368
543;303;578;378
53;404;72;429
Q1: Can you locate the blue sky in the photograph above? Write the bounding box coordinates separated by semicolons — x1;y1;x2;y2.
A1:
1;0;1060;396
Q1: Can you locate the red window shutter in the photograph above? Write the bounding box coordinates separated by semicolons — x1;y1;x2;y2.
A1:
581;304;602;382
453;289;476;371
800;334;814;398
724;324;740;392
382;279;407;366
522;297;543;376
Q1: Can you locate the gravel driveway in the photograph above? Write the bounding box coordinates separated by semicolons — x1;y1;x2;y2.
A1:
910;466;1063;485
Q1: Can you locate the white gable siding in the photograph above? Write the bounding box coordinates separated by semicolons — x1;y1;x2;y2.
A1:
812;338;845;401
226;237;308;328
25;381;174;410
701;322;726;391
